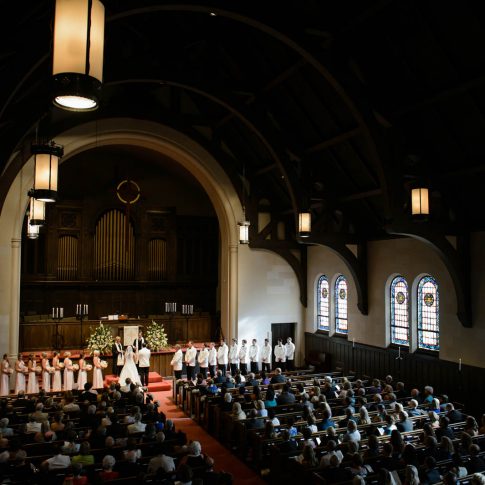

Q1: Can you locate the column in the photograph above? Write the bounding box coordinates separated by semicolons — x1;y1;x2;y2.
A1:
229;243;238;341
9;238;21;359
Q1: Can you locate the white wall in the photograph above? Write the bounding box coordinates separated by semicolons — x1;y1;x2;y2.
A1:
306;235;485;369
237;245;303;363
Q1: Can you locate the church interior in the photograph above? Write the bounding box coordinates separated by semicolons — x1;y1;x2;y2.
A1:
1;0;485;483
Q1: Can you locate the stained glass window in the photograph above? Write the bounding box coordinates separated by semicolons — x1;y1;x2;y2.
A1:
417;275;439;351
390;276;409;346
317;275;329;331
335;275;348;334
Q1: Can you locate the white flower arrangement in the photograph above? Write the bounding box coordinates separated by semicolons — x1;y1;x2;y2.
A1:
87;323;114;355
145;320;169;351
100;360;108;369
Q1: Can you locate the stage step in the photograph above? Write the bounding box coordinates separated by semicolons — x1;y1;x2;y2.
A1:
103;371;168;390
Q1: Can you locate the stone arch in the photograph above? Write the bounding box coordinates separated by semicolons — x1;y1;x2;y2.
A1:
0;118;242;357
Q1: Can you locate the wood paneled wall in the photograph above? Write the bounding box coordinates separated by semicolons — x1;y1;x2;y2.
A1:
20;316;213;352
305;332;483;417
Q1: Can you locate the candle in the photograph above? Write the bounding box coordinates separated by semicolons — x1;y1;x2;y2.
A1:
352;338;355;348
52;307;55;319
459;358;462;371
60;308;63;319
174;302;177;313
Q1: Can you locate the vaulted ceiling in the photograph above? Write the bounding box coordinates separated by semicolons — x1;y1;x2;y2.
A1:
3;0;485;245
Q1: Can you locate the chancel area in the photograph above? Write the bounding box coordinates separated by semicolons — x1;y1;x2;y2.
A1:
1;1;485;484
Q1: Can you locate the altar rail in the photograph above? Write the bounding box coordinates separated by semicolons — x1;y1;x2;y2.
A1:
19;315;213;352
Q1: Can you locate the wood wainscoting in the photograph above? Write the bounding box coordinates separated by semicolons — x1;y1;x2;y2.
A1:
305;332;483;417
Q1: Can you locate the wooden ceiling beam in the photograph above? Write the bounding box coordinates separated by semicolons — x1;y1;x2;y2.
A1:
304;127;361;155
339;188;382;203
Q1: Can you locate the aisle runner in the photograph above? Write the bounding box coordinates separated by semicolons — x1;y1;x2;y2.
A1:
151;384;266;485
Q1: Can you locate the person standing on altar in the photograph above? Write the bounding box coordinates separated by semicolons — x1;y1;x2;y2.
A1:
170;344;183;380
133;330;145;351
229;338;239;376
51;351;62;392
27;354;39;394
198;343;209;378
77;351;89;391
41;352;51;393
185;341;197;380
285;337;296;371
112;336;124;376
274;338;287;372
63;352;74;391
249;339;260;374
261;338;272;373
208;342;217;378
138;343;151;388
217;339;228;375
92;350;104;389
15;354;27;394
238;340;249;376
0;354;11;396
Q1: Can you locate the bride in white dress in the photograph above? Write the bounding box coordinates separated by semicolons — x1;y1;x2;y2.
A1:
119;346;141;386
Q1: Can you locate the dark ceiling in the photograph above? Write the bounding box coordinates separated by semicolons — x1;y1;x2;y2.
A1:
3;0;485;243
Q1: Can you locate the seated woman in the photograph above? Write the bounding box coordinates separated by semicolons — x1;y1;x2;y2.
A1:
254;399;268;417
465;416;479;437
178;441;214;471
98;455;120;481
301;426;316;449
231;402;246;421
71;441;95;466
264;386;277;408
295;444;318;468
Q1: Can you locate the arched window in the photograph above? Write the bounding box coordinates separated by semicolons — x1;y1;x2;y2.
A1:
417;275;439;351
390;276;409;346
317;275;329;331
335;275;348;334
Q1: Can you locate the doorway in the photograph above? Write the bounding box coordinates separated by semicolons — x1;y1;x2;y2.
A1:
271;322;296;366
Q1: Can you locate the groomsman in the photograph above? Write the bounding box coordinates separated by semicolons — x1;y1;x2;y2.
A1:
208;342;217;378
217;339;229;375
285;337;296;371
198;343;209;377
261;338;272;373
138;343;151;387
249;339;259;374
238;339;248;375
185;341;197;380
229;338;239;376
112;336;124;376
170;344;183;380
274;338;286;371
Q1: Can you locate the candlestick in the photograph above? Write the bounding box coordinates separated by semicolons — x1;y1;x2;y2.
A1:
459;358;462;371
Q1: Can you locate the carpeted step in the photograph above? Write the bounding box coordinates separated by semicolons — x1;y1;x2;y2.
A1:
148;382;171;392
148;372;164;383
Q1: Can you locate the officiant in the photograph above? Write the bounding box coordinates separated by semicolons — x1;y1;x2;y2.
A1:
112;336;124;376
133;330;145;372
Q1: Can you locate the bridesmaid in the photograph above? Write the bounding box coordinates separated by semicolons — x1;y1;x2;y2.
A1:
52;351;62;392
63;352;74;391
0;354;11;396
26;353;39;394
77;351;88;391
41;352;51;392
14;353;27;394
92;350;103;389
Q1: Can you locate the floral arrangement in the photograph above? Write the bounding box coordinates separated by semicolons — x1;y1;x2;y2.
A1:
85;364;93;371
145;320;169;351
87;323;114;355
100;360;108;369
58;362;65;369
34;366;42;374
48;367;55;374
72;364;79;371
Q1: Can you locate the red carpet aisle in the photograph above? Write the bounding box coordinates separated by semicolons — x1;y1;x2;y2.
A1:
151;384;266;485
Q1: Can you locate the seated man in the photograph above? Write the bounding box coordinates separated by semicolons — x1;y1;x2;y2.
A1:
270;367;286;384
276;383;295;405
42;444;71;470
396;411;413;432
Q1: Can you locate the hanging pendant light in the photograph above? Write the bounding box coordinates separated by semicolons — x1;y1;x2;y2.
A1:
30;142;63;203
52;0;105;111
29;197;46;226
298;211;311;237
27;217;40;239
411;187;429;218
238;217;250;244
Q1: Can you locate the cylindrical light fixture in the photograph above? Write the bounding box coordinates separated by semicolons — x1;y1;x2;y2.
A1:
29;197;46;226
30;143;63;203
298;211;311;237
27;217;40;239
238;220;250;244
52;0;105;111
411;187;429;217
